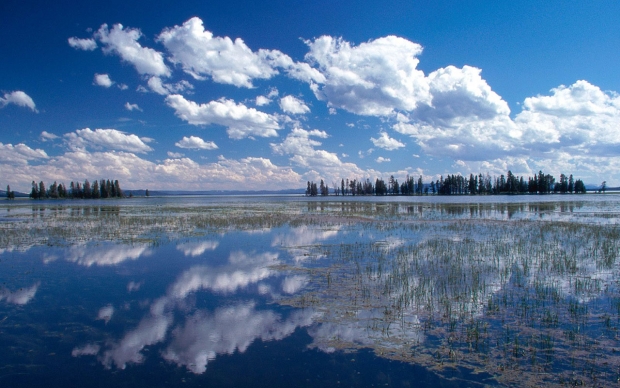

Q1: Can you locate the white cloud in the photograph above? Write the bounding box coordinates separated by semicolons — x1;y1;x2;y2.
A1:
370;132;405;151
96;23;170;77
0;143;48;165
167;151;184;158
0;91;37;112
175;136;218;150
158;17;277;87
40;131;59;141
0;147;304;193
517;80;620;153
376;156;390;163
270;128;372;182
304;35;429;116
165;94;281;139
279;95;310;114
68;37;97;51
255;95;271;106
416;65;510;126
64;128;154;153
389;78;620;183
157;17;323;87
94;73;113;88
146;76;193;96
125;102;142;111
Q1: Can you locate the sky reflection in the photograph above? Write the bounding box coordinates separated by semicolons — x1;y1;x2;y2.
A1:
2;199;620;387
0;282;39;305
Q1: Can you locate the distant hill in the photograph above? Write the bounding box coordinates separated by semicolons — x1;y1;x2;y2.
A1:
123;188;307;197
0;190;29;198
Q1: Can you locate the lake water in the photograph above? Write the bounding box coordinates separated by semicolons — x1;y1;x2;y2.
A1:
1;194;620;387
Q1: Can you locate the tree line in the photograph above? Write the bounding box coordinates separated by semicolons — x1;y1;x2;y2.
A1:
26;179;124;199
306;170;589;197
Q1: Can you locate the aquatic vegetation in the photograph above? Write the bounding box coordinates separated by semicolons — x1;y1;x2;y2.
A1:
277;206;620;386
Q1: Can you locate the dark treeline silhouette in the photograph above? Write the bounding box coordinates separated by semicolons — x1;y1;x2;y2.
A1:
306;170;588;197
6;185;15;199
27;179;124;199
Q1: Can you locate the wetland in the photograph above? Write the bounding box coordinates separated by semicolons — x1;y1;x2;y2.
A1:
1;195;620;387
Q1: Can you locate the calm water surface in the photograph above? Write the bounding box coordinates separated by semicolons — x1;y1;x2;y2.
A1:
1;195;620;386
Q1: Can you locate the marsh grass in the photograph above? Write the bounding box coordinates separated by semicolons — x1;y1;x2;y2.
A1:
276;204;620;387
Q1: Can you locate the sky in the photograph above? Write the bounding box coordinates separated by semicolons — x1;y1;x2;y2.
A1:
1;0;620;192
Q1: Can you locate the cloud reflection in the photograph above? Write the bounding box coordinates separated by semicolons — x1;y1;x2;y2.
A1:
97;304;114;323
162;302;316;374
168;251;279;298
65;244;151;266
176;240;219;257
103;314;173;369
0;282;40;305
72;343;101;357
78;248;316;372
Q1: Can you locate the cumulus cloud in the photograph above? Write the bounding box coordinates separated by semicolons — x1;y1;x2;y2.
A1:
255;89;279;106
416;65;510;126
387;65;517;162
68;37;97;51
165;94;281;139
40;131;59;141
255;95;271;106
305;35;429;116
279;95;310;114
95;23;170;77
175;136;218;150
0;143;48;165
271;128;335;168
0;91;37;112
0;147;303;193
375;156;390;163
94;73;113;88
125;102;142;111
146;76;193;95
516;80;620;154
158;17;277;87
370;132;405;151
64;128;154;153
157;17;323;88
270;128;372;182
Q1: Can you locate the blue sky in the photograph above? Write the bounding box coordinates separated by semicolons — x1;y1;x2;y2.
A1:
1;0;620;191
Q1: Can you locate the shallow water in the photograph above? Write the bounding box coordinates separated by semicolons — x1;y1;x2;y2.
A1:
1;195;620;386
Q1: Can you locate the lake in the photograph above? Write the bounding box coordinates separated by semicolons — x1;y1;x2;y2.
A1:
1;194;620;386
